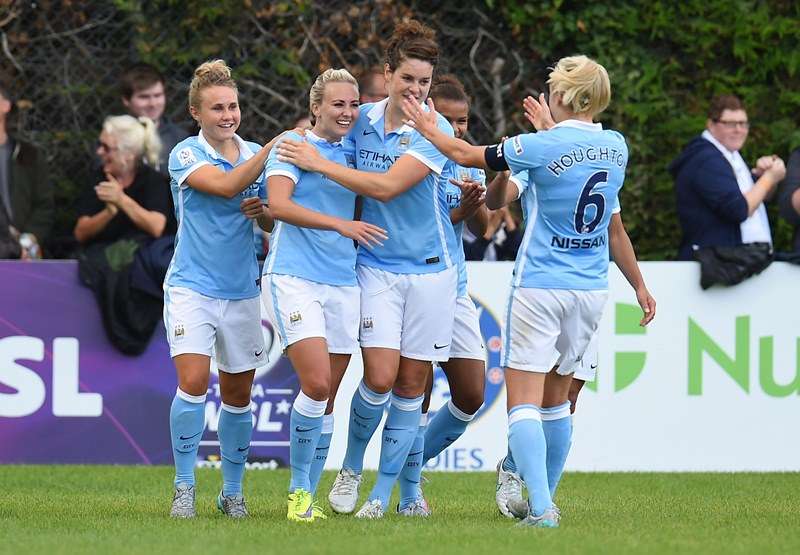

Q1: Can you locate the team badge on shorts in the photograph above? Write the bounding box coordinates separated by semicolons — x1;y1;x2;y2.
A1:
289;311;302;325
361;316;374;330
174;323;185;339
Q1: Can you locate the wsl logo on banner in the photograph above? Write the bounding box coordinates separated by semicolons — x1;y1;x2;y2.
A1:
198;319;299;469
425;296;504;471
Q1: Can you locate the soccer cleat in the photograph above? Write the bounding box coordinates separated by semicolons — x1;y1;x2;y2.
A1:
328;468;362;514
170;483;196;518
354;499;384;519
507;497;530;520
311;501;328;520
397;497;431;517
217;491;249;518
495;457;524;518
515;506;560;528
287;489;315;523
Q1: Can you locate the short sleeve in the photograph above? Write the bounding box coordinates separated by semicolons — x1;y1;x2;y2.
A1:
168;142;210;187
470;167;486;186
265;132;303;184
404;114;454;175
508;171;530;201
502;133;546;175
612;195;621;214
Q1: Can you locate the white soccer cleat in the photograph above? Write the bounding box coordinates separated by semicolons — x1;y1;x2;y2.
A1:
495;457;524;518
328;468;362;514
397;497;431;517
354;499;384;519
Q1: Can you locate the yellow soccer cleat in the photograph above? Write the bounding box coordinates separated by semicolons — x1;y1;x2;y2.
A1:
287;489;314;523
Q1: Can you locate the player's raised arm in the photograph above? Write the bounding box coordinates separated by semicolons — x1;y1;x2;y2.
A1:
401;98;488;169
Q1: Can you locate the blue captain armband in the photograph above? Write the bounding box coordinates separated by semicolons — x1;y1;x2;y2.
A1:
484;143;509;171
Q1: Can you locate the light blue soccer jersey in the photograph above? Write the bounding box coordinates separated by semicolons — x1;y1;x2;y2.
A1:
345;98;457;274
443;162;486;297
263;130;358;286
165;132;266;300
502;120;626;290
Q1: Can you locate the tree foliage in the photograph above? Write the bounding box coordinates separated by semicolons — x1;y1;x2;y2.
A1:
1;0;799;257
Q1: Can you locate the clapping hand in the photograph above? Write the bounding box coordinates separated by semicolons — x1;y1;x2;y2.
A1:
95;173;125;206
523;93;556;131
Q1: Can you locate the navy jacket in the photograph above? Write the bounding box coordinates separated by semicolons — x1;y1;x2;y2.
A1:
669;136;749;260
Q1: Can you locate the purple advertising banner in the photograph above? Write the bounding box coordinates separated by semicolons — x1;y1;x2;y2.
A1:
0;261;297;466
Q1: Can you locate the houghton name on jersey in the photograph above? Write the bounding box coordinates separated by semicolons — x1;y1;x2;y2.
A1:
502;120;627;290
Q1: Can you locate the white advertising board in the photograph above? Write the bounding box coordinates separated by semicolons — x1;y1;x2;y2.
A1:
326;262;800;472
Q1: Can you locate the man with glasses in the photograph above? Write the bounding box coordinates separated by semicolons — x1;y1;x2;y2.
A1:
670;94;785;260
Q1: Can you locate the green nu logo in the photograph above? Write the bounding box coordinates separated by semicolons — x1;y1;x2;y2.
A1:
586;305;800;397
585;303;646;393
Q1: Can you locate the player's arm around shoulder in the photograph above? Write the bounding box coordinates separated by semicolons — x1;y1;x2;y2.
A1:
175;135;276;200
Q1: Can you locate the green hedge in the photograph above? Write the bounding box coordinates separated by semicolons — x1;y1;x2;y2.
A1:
494;0;800;258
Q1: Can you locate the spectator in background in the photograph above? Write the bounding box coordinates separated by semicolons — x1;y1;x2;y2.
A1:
670;94;785;260
779;147;800;253
74;115;173;249
463;171;522;261
120;63;189;172
0;83;54;259
357;66;387;104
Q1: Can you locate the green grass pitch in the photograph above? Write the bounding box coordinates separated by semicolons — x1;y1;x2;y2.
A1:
1;466;798;554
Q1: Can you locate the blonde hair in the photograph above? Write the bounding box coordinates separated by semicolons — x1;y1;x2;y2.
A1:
547;55;611;117
188;59;237;111
308;68;358;124
102;115;161;167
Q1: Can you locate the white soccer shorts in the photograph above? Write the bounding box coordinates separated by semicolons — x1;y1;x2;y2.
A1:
570;330;599;382
163;286;266;373
261;273;360;354
446;294;485;361
357;264;457;362
501;287;608;373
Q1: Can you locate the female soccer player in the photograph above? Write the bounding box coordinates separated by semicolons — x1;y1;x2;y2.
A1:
401;55;656;527
262;68;386;522
277;21;481;519
396;75;489;516
164;59;279;519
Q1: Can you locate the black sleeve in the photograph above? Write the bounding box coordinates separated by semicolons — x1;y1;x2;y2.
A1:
463;235;491;261
75;173;105;217
484;143;510;172
779;149;800;226
139;166;172;217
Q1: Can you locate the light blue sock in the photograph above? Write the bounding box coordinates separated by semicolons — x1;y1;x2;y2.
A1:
503;448;518;473
289;391;327;492
342;381;390;473
369;394;424;511
507;404;552;517
542;402;572;499
218;402;253;496
398;413;427;509
422;400;475;463
308;414;334;495
169;388;206;487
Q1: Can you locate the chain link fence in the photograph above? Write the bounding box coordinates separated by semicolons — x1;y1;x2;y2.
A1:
0;0;545;254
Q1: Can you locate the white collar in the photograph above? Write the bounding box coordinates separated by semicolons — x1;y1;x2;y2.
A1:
198;130;254;161
306;129;343;147
366;97;418;134
551;119;603;132
701;129;738;160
